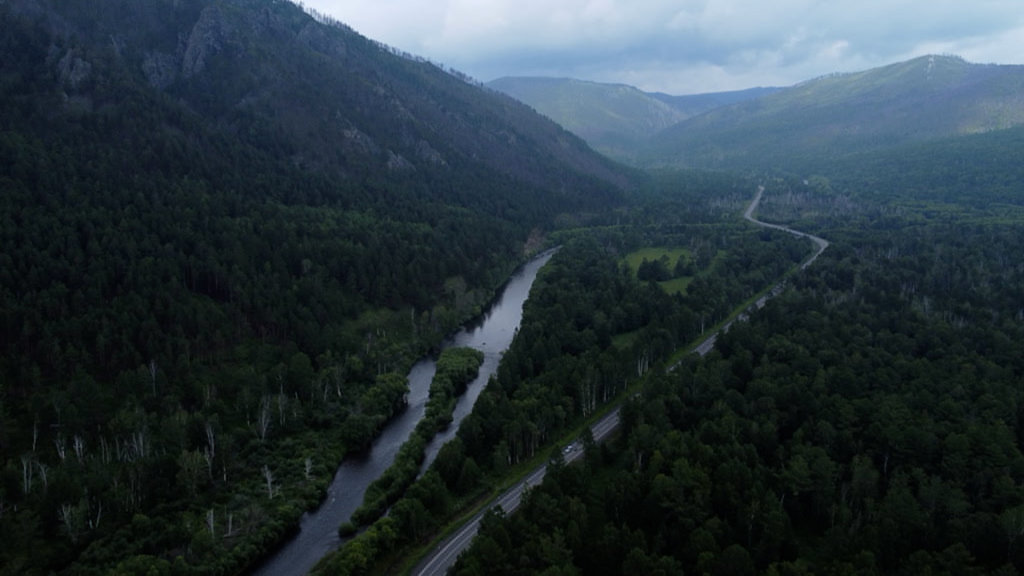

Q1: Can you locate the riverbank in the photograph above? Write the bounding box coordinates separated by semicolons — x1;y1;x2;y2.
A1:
409;186;832;575
252;249;556;576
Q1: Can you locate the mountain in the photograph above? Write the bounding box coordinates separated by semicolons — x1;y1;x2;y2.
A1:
486;77;685;159
646;87;780;117
5;0;632;197
487;76;776;161
0;1;638;573
642;55;1024;171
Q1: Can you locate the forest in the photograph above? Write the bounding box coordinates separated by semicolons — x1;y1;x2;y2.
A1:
3;1;1024;575
0;1;629;573
452;171;1024;575
307;178;814;575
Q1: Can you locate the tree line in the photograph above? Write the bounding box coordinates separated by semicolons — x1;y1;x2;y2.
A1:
453;173;1024;575
309;179;815;575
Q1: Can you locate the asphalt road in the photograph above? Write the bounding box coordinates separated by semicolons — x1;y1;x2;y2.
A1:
744;185;830;268
413;408;620;576
686;186;829;361
412;186;828;576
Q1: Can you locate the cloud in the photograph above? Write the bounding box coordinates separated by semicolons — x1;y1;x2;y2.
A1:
302;0;1024;93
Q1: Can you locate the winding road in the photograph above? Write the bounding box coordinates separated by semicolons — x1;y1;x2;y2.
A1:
745;185;830;268
412;186;828;576
691;186;830;359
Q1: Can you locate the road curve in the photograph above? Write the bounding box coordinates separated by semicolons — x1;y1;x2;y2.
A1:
745;185;829;269
412;187;827;575
672;186;828;370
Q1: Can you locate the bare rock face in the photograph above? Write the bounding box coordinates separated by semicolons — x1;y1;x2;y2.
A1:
416;140;447;167
343;127;379;155
142;51;179;89
297;21;346;58
182;4;236;78
386;150;414;172
57;49;92;90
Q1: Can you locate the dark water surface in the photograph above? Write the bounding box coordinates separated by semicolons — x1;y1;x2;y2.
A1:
250;249;555;576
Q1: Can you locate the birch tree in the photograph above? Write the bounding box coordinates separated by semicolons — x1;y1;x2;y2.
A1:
262;465;275;499
21;455;33;495
256;396;271;442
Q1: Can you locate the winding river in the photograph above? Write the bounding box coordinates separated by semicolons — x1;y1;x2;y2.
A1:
415;186;832;575
250;248;556;576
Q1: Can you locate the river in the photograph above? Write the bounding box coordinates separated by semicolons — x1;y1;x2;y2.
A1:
415;186;831;575
249;248;557;576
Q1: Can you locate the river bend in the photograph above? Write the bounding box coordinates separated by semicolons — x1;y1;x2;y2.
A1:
250;249;556;576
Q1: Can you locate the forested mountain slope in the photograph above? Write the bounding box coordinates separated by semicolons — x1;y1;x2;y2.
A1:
452;162;1024;576
643;55;1024;171
4;0;631;200
487;76;775;161
647;86;780;119
486;77;688;159
0;0;636;573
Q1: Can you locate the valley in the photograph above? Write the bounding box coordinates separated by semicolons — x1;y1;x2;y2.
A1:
414;184;831;576
252;250;554;576
2;1;1024;575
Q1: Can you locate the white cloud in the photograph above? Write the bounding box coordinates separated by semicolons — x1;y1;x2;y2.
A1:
302;0;1024;93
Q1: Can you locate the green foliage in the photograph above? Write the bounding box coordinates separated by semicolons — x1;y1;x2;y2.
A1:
643;55;1024;172
8;3;1023;575
337;522;357;538
311;176;799;573
0;0;632;573
313;469;453;576
625;247;697;293
486;77;688;161
455;179;1024;575
349;347;483;526
487;76;775;163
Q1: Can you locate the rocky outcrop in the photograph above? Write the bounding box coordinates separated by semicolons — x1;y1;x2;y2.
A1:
57;48;92;90
386;150;414;172
416;140;447;167
297;21;346;58
181;4;236;78
142;51;179;89
343;127;379;155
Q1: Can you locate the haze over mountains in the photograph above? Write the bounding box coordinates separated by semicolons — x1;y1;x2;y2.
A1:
487;76;776;161
490;55;1024;172
5;1;1024;574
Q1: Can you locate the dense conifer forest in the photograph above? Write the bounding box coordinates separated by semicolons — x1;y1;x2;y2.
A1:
310;178;814;575
0;1;631;573
452;172;1024;575
3;1;1024;575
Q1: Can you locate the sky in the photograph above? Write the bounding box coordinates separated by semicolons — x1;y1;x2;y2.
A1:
299;0;1024;95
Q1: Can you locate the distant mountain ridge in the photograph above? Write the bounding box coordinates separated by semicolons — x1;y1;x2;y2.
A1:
489;57;1024;174
641;55;1024;171
486;76;777;161
646;87;781;118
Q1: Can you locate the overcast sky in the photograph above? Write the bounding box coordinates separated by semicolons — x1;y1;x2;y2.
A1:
300;0;1024;94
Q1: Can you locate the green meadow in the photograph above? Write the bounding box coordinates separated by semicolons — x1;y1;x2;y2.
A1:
624;247;695;295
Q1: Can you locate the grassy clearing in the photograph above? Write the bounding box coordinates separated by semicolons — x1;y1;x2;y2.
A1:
623;246;720;296
392;243;790;574
623;247;691;274
658;277;692;295
612;329;640;351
